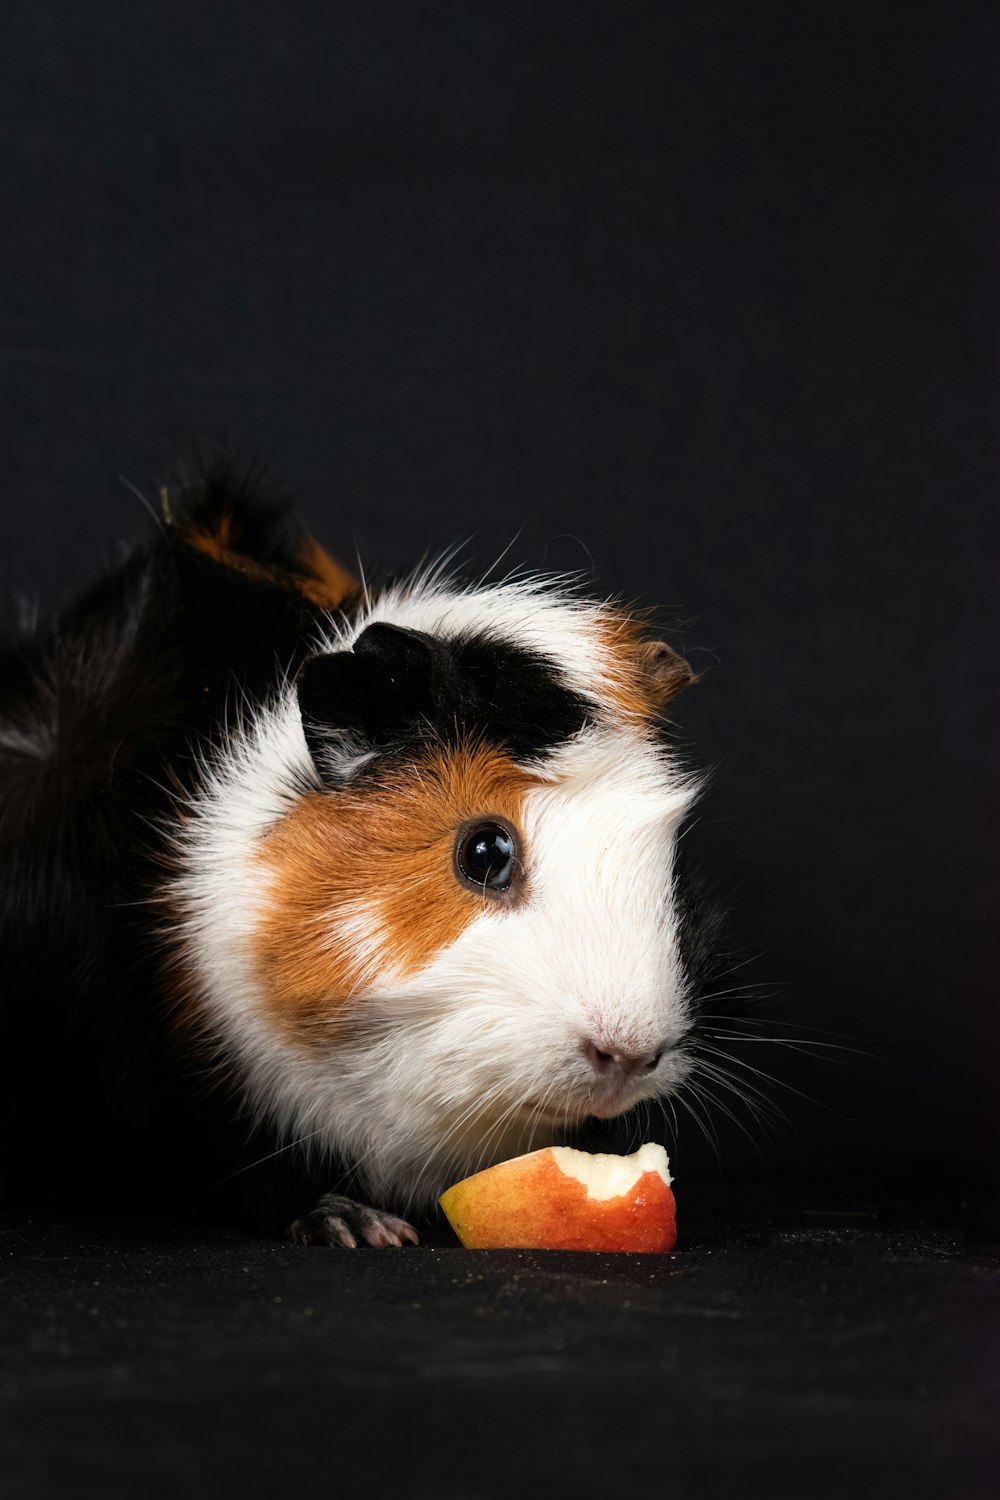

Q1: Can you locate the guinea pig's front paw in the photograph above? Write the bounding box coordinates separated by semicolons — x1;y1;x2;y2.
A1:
289;1192;420;1249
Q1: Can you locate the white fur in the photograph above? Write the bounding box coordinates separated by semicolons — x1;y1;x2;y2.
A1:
167;580;699;1212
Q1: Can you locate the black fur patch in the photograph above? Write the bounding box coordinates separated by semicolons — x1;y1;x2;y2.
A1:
0;467;336;1223
448;630;592;759
673;860;729;1000
298;621;592;782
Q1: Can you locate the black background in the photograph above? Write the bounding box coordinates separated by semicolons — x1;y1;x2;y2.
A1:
2;0;996;1197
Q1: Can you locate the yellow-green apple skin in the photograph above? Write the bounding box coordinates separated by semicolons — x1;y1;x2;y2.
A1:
439;1143;676;1252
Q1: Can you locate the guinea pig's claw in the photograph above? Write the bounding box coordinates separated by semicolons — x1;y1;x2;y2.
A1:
363;1213;421;1248
290;1193;419;1249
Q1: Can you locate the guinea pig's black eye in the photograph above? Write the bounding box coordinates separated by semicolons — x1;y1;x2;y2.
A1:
455;822;517;893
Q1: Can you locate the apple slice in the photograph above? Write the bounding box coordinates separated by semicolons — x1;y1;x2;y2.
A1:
439;1142;676;1252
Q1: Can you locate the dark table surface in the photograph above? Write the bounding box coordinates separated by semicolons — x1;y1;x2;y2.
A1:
1;1189;996;1500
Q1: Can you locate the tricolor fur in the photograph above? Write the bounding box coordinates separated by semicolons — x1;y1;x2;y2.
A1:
0;466;714;1235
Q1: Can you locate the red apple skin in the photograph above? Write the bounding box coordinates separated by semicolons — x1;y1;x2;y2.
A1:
439;1148;677;1252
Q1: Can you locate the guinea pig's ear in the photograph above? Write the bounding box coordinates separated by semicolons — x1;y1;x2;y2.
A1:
295;622;455;780
637;640;697;706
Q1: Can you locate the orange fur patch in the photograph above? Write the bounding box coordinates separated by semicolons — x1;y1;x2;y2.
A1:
598;610;695;719
181;513;357;610
295;536;359;609
252;744;534;1043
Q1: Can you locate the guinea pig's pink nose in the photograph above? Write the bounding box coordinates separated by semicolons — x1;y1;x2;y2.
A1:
582;1038;663;1076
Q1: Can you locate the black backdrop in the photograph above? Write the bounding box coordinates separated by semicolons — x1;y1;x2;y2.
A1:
2;0;996;1198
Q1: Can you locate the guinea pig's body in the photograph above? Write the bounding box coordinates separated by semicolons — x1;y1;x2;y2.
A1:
0;469;715;1245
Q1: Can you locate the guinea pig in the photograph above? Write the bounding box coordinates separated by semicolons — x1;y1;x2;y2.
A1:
0;464;722;1247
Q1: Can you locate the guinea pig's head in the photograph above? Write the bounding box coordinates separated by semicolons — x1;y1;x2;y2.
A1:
174;579;707;1209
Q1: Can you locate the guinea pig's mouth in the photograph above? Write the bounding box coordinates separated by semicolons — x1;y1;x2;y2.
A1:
584;1094;645;1122
523;1092;638;1124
